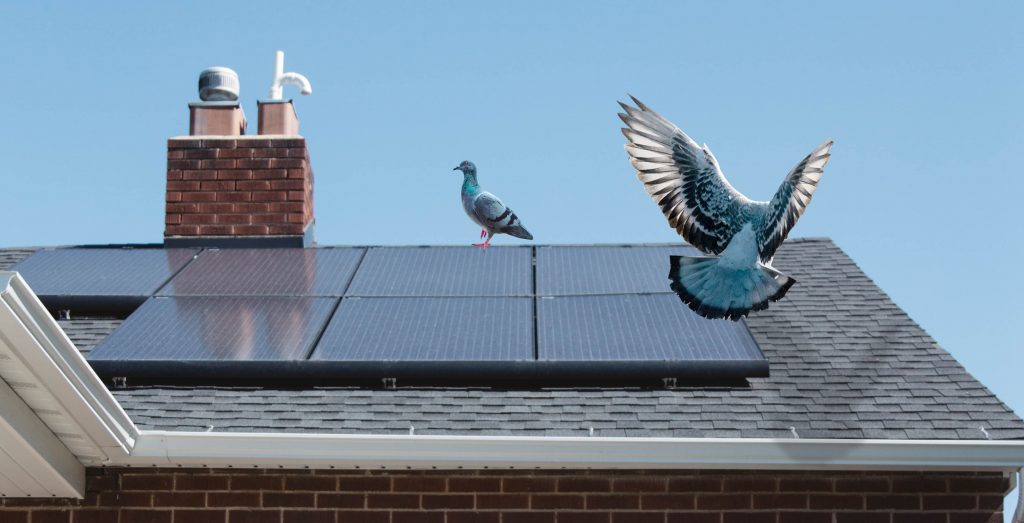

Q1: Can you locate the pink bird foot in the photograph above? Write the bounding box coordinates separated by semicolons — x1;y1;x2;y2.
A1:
472;238;492;249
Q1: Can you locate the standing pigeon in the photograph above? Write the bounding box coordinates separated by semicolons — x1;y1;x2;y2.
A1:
619;96;833;320
453;161;533;248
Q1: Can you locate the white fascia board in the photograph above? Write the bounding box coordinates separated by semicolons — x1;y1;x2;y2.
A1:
120;431;1024;472
0;272;137;464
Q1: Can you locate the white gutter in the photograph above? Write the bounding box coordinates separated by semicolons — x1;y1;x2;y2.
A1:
117;431;1024;472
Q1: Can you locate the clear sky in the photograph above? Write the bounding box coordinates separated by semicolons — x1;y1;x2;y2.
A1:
2;0;1023;515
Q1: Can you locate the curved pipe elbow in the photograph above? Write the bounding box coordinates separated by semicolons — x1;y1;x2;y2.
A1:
278;72;312;96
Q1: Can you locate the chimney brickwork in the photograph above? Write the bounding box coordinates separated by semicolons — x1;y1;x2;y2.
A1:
164;137;314;245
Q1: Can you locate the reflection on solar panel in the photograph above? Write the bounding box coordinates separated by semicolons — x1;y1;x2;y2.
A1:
312;297;533;361
535;245;700;296
88;296;336;376
345;246;532;297
158;248;364;296
11;248;197;312
536;294;766;377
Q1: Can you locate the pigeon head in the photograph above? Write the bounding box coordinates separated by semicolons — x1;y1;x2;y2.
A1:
453;161;477;174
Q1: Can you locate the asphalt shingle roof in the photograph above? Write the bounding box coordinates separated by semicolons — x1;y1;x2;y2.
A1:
4;239;1022;440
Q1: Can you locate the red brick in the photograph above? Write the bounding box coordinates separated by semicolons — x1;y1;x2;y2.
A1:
612;477;667;492
243;139;275;148
167;169;184;180
446;512;500;523
270;180;305;190
337;477;389;492
477;494;528;509
232;225;271;235
182;169;218;181
219;148;254;159
724;477;778;492
809;494;863;510
271;158;305;169
283;476;335;492
422;494;473;509
978;495;1003;510
234;203;272;213
152;492;204;507
237;181;271;191
0;512;29;523
835;512;885;523
169;159;202;170
271;138;305;148
251;191;288;202
236;159;273;169
226;510;279;523
167;203;199;213
611;513;664;523
251;213;287;224
171;509;227;523
208;492;261;507
696;493;751;510
948;513;1002;523
640;493;694;510
287;148;307;158
287;190;306;201
724;514;775;523
217;169;253;180
217;214;252;225
268;202;304;213
779;513;832;523
286;213;306;223
367;493;418;509
217;191;252;202
558;513;610;523
288;168;307;179
892;477;946;493
72;509;120;523
835;477;889;493
202;139;237;149
197;203;235;213
502;513;556;523
531;494;584;509
923;495;976;510
231;475;283;491
753;494;807;509
585;494;638;510
283;510;333;523
866;494;920;510
779;477;833;492
122;475;173;491
181;192;219;202
666;515;719;523
392;512;442;523
253;169;288;180
317;493;363;509
392;477;446;492
252;148;287;158
333;510;387;523
262;492;315;508
181;213;217;225
667;477;722;492
558;478;611;493
200;181;235;191
168;181;201;191
166;225;199;236
949;476;1008;493
168;150;185;159
30;511;71;523
449;477;502;493
200;159;236;169
267;224;304;235
184;149;218;159
121;510;172;523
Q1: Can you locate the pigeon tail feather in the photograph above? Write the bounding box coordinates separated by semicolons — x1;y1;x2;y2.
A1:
504;224;533;240
669;255;795;321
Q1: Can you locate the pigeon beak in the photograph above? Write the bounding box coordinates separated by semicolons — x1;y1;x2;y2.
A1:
453;166;461;171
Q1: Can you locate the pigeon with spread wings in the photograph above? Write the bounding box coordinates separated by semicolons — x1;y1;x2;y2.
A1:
619;96;832;320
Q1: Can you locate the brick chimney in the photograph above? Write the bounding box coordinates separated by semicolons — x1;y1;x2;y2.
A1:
164;99;314;248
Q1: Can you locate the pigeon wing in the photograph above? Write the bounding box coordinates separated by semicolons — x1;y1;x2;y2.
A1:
619;97;752;255
472;191;512;230
756;140;833;261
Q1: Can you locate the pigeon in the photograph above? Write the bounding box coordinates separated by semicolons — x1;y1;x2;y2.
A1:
619;96;833;320
453;161;533;248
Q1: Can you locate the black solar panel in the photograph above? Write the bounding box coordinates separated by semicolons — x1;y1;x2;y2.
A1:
312;297;533;361
11;248;197;313
535;245;700;296
537;294;765;370
88;296;336;363
345;246;532;297
158;248;364;296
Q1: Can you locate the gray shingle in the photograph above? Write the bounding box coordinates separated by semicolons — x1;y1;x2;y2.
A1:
14;239;1024;440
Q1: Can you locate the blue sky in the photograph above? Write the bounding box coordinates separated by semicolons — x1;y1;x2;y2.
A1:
2;0;1023;513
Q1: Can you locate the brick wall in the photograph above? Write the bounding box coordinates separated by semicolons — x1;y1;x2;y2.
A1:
0;469;1009;523
165;137;314;239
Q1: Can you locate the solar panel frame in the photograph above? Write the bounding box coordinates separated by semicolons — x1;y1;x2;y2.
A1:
87;296;338;379
535;245;701;296
345;246;533;297
157;248;365;297
11;248;198;314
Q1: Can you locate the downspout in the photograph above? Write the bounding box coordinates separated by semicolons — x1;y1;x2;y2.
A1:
1013;468;1024;523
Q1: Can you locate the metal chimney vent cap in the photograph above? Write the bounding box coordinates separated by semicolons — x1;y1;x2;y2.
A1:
198;67;240;102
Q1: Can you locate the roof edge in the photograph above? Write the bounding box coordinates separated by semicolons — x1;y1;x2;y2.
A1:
118;430;1024;472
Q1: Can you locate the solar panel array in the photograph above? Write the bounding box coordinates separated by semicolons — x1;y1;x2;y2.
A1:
18;245;767;381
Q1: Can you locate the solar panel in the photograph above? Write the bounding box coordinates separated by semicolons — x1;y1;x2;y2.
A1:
158;248;364;297
535;245;700;296
312;297;533;362
536;294;766;377
11;248;197;312
345;246;532;297
87;296;336;366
